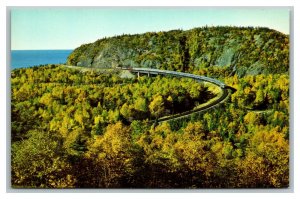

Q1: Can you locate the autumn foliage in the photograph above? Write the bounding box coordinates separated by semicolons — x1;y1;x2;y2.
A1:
11;63;289;188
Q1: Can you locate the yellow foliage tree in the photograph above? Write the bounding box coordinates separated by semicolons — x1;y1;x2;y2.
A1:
149;95;165;118
87;122;133;187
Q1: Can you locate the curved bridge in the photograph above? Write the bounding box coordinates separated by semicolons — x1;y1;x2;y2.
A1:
123;67;232;123
129;67;226;88
64;65;233;123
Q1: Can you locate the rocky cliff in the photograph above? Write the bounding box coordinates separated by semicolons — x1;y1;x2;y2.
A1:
67;26;289;76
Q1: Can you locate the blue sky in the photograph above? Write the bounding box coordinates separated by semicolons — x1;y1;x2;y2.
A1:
11;8;290;50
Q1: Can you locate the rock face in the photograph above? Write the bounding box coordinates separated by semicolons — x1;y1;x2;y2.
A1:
67;26;289;76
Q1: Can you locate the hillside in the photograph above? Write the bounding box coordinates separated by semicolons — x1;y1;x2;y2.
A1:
67;26;289;77
11;26;290;188
11;65;289;188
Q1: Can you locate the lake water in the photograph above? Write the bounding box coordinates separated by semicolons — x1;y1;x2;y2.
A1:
11;50;73;69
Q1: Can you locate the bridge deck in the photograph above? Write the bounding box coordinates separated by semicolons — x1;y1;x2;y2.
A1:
130;67;226;88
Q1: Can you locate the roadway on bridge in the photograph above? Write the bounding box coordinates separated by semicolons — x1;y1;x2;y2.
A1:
64;65;232;123
126;67;232;123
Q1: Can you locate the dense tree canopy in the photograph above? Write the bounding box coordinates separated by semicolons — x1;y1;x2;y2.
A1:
11;63;289;188
12;26;289;189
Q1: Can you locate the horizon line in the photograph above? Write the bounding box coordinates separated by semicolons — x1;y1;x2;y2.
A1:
11;49;74;51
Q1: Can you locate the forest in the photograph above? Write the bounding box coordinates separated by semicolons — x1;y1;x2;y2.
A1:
11;26;289;188
68;26;289;76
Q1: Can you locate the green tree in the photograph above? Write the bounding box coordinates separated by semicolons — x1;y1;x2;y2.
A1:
134;97;147;112
12;130;75;188
149;95;165;119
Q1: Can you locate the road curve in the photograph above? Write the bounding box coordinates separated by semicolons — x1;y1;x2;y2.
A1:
123;67;232;123
63;65;232;123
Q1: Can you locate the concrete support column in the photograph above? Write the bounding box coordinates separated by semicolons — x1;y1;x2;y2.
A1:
137;72;140;78
148;72;150;77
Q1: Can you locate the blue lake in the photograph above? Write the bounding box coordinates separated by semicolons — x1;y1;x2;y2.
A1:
11;50;73;69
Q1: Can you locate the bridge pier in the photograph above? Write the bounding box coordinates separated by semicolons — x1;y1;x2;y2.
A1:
130;67;226;88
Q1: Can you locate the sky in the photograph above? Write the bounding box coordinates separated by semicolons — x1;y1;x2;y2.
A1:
11;8;290;50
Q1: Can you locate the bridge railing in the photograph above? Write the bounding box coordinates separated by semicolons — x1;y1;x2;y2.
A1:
130;67;226;88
